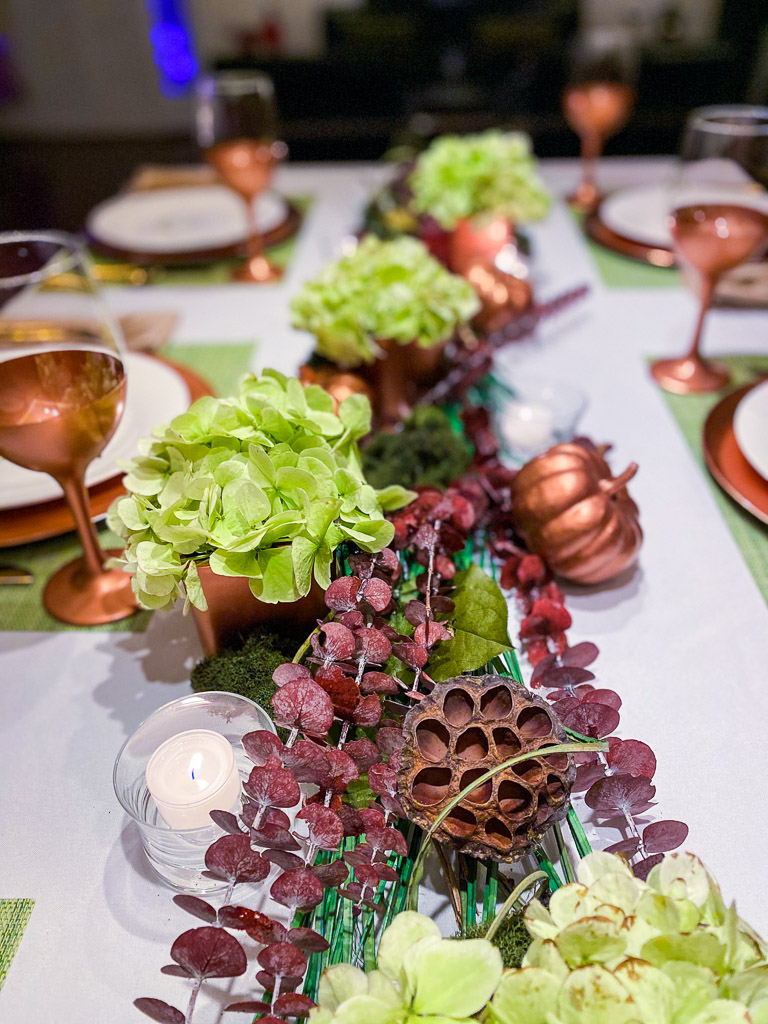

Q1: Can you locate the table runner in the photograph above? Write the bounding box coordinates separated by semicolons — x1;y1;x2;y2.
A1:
90;196;312;287
0;342;255;634
661;354;768;603
0;900;33;991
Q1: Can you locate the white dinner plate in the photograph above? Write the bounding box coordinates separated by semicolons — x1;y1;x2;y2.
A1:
600;185;673;250
0;351;191;511
734;380;768;482
86;185;289;254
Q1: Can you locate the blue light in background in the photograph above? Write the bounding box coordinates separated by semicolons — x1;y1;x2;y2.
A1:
146;0;199;96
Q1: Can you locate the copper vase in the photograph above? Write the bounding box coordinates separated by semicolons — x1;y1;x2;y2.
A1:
449;216;513;275
191;563;327;657
367;338;447;426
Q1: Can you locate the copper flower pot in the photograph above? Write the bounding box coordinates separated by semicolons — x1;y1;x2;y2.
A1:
449;216;513;275
298;363;373;413
191;563;327;657
367;338;447;426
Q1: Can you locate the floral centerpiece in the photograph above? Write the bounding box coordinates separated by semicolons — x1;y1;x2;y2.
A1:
108;369;413;621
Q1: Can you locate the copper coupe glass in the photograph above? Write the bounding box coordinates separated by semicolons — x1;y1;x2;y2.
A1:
562;34;636;213
195;70;287;283
0;232;136;623
651;106;768;394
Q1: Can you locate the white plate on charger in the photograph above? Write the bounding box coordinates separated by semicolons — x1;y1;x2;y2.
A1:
0;351;191;512
734;380;768;482
600;184;673;250
86;185;289;255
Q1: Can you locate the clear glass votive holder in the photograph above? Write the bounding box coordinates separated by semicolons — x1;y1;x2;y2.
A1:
487;368;587;465
113;691;275;893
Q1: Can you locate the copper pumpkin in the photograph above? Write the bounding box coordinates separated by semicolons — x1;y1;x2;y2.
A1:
509;441;642;585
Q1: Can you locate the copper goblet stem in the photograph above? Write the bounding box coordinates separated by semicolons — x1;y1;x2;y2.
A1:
235;193;282;284
43;469;137;625
574;131;602;213
650;275;730;394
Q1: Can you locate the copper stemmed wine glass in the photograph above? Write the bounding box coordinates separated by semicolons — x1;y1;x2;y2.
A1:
562;33;636;214
0;232;137;623
195;70;287;283
651;106;768;394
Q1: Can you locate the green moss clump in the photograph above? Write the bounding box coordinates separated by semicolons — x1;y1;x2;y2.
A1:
190;628;302;719
460;913;532;969
362;406;472;491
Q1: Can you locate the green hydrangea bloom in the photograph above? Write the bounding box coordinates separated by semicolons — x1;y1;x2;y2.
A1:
408;130;551;229
108;369;414;611
290;235;479;368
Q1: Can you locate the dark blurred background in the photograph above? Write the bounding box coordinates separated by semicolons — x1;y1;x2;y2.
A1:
0;0;766;231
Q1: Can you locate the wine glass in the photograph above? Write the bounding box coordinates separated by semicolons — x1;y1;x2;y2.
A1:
562;32;637;213
0;232;137;624
651;106;768;394
194;70;287;283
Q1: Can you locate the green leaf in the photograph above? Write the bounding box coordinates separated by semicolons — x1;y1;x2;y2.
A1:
377;913;441;984
251;545;300;604
376;485;418;511
318;965;370;1013
688;1002;753;1024
555;965;635;1024
405;937;503;1018
488;967;559;1024
555;918;627;968
428;564;514;681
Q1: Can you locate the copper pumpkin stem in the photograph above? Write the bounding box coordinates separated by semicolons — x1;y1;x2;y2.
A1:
599;462;639;497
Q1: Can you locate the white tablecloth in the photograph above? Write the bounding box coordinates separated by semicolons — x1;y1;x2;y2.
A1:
1;158;767;1022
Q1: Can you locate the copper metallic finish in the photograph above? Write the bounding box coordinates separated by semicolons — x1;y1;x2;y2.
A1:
205;138;284;283
562;82;635;214
191;564;327;657
651;204;768;394
509;442;643;585
464;262;533;333
0;358;212;548
298;364;372;414
43;548;137;624
584;205;676;267
448;218;533;330
448;216;513;275
366;339;447;427
703;383;768;526
397;674;575;863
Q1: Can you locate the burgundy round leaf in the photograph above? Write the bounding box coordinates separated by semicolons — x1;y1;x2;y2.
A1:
246;917;288;945
563;703;620;739
352;694;382;728
368;763;397;797
608;738;657;780
343;738;382;773
241;804;292;829
585;773;656;818
379;793;405;818
338;884;363;903
134;998;185;1024
316;666;360;715
273;663;312;687
354;863;380;888
344;843;375;867
218;905;277;935
244;757;300;811
580;689;622;711
531;651;558;685
262;848;305;872
296;804;344;851
170;927;247;980
160;964;192;978
604;837;641;857
325;576;362;611
360;672;399;696
270;868;324;912
354;627;392;665
313;859;350;887
375;726;404;756
643;820;689;854
540;666;596;690
272;679;334;737
323;747;359;792
359;576;392;612
210;810;244;835
205;835;270;884
365;825;408;857
282;739;331;785
224;1002;271;1014
173;895;217;924
273;993;316;1018
250;824;301;852
574;760;606;793
287;927;330;953
258;942;307;978
243;730;285;765
633;854;664;881
414;621;452;647
562;642;600;668
337;805;364;837
358;806;386;830
551;697;580;717
256;972;302;995
375;863;399;883
337;610;365;629
393;642;429;670
404;599;428;626
312;622;356;662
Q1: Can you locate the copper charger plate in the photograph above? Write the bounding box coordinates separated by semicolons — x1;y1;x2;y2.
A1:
703;382;768;526
584;203;676;268
87;201;302;266
0;357;213;549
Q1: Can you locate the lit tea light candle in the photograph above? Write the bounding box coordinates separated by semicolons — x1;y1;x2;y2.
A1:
501;400;555;453
145;729;241;830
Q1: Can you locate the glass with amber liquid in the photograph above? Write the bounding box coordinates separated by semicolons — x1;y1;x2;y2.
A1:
0;232;136;623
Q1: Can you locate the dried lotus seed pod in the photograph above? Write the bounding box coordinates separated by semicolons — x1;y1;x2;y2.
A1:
397;674;574;861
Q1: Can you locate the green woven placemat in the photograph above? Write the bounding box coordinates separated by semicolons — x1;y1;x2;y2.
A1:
0;341;255;633
0;899;33;991
91;195;312;287
660;354;768;603
570;210;681;289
